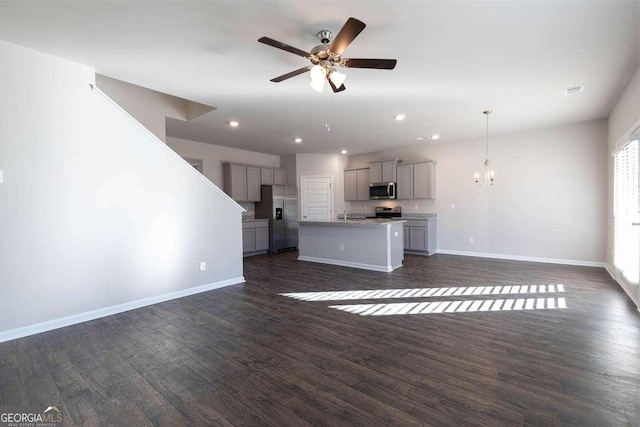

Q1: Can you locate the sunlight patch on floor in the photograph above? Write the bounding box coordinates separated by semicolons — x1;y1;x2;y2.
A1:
280;284;566;301
328;297;568;316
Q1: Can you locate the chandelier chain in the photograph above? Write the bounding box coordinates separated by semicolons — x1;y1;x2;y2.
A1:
484;109;492;159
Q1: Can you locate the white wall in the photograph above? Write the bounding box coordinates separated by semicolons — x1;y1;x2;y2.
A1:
607;65;640;307
166;137;281;216
166;137;280;187
96;74;190;142
348;119;608;263
0;40;244;339
295;153;349;217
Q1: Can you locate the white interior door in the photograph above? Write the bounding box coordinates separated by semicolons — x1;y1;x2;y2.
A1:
300;176;333;221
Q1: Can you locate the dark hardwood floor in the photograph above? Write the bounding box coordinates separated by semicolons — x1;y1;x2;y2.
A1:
1;252;639;426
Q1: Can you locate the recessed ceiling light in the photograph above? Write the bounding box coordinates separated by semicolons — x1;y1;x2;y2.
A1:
565;85;584;95
341;150;348;154
229;120;239;127
395;114;406;121
416;137;424;140
431;134;440;140
294;137;302;143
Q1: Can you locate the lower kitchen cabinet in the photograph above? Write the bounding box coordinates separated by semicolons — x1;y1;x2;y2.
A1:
403;219;437;255
242;220;269;256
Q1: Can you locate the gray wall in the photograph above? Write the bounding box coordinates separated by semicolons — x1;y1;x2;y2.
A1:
348;119;608;263
0;40;244;336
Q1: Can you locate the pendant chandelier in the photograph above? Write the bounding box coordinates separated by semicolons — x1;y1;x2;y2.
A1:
474;110;495;186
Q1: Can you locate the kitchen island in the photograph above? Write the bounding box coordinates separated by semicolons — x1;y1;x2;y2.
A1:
297;219;406;272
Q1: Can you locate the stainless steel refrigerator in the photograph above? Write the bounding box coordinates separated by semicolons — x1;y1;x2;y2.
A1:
254;185;298;253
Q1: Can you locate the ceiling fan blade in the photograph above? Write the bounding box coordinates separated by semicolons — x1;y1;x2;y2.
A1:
329;17;366;56
327;76;346;93
342;58;397;70
270;66;312;82
258;37;309;58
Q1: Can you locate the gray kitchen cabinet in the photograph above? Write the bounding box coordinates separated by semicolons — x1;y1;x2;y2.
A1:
344;170;357;201
403;219;437;255
274;169;286;185
223;163;268;202
224;164;248;201
409;227;428;251
344;168;370;201
369;162;382;183
396;161;436;200
396;164;414;199
382;160;397;182
413;162;435;199
403;226;410;250
246;167;261;201
255;228;269;251
261;168;274;185
242;228;256;252
356;168;370;200
242;220;269;256
369;160;397;183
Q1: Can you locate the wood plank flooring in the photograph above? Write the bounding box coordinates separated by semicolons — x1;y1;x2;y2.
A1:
1;252;639;426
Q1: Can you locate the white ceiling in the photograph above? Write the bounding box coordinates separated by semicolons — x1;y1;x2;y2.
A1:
0;1;638;156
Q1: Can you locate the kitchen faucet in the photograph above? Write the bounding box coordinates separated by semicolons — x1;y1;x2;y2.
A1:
343;209;348;220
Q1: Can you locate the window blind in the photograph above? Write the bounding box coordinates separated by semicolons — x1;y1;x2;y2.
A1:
613;139;639;285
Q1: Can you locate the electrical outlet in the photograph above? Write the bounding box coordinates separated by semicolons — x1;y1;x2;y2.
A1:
340;244;344;251
414;204;419;210
468;237;474;244
0;170;3;184
451;204;455;210
394;231;399;237
200;262;207;271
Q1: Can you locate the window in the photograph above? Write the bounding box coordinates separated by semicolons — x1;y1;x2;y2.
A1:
613;139;639;285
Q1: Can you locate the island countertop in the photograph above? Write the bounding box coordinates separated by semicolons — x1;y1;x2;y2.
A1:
297;219;406;227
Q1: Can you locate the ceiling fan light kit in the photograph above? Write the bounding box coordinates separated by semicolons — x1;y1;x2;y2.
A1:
258;17;397;93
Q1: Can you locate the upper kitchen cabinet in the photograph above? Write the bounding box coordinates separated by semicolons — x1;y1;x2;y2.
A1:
261;167;286;186
396;161;436;200
370;160;397;183
344;168;370;201
273;169;286;185
223;163;262;202
246;166;261;201
260;168;274;185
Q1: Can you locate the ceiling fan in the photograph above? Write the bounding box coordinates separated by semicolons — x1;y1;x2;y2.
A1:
258;17;397;93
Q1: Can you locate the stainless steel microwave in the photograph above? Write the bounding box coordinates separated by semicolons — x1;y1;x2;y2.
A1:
369;182;396;200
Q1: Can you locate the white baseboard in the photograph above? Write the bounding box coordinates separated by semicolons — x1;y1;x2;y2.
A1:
436;249;607;268
298;256;400;273
0;276;245;344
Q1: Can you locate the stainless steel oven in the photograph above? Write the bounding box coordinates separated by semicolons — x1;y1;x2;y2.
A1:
369;182;396;200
